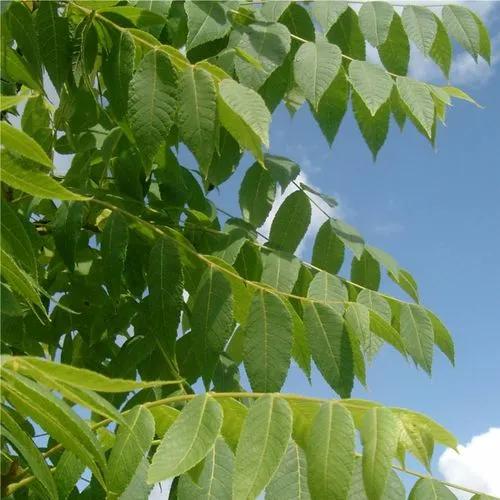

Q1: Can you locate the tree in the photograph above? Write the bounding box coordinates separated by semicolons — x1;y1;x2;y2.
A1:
0;0;493;498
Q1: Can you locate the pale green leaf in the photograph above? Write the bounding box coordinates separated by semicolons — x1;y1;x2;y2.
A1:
235;22;291;90
349;60;393;116
102;30;135;119
330;219;365;259
303;302;352;397
307;402;355;500
98;6;166;27
442;5;480;60
178;438;234;500
244;290;292;392
402;6;437;56
219;397;248;452
344;303;369;385
307;270;348;314
370;310;406;356
266;441;311;500
409;478;457;500
366;245;400;277
399;303;434;374
179;66;217;174
107;406;155;497
294;40;342;110
260;1;291;22
239;162;276;227
119;457;151;500
288;301;311;381
359;1;394;47
471;12;491;63
1;46;42;92
148;394;223;483
0;122;52;168
397;412;434;470
129;49;177;160
101;212;129;300
0;93;34;111
442;86;481;107
185;1;231;50
312;219;345;275
53;451;85;500
388;268;420;302
360;407;399;500
396;76;435;138
268;190;311;254
150;406;180;437
217;79;271;163
261;251;301;294
4;356;178;392
36;0;71;91
233;395;292;499
427;311;455;365
312;1;348;33
1;407;58;499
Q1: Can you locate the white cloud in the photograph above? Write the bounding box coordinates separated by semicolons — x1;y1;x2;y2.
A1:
260;172;343;257
439;427;500;499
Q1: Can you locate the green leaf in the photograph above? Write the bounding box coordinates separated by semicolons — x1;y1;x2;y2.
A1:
36;0;71;92
98;6;166;27
430;17;452;78
442;86;481;107
1;46;42;92
343;303;368;386
217;79;271;163
312;1;348;33
388;268;419;302
191;268;234;383
177;437;234;500
399;303;434;374
260;1;291;22
0;93;34;111
53;451;85;500
264;154;300;191
348;458;405;499
243;290;293;392
307;402;355;500
359;2;394;47
442;5;480;61
366;245;400;277
427;311;455;365
311;69;349;146
147;237;184;357
235;22;291;90
288;301;312;381
312;219;345;275
0;122;52;169
129;49;177;161
351;249;381;291
148;394;223;483
219;397;248;452
349;61;393;116
102;30;135;119
119;457;151;500
360;407;399;500
261;251;301;294
1;370;106;482
4;356;178;392
106;406;155;497
330;219;365;259
1;407;58;499
0;248;45;313
326;7;366;60
101;212;129;300
397;412;434;470
239;162;276;227
185;1;231;50
268;190;311;254
294;40;342;110
179;66;217;174
6;2;41;79
396;76;434;138
307;270;348;314
408;478;457;500
266;441;311;499
352;91;390;160
0;152;85;200
0;200;38;278
370;310;406;356
303;302;352;397
233;395;292;499
378;13;410;75
150;406;180;437
356;290;389;358
53;201;84;272
471;12;491;63
402;6;437;56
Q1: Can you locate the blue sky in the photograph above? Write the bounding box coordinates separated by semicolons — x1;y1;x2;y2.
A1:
203;2;500;496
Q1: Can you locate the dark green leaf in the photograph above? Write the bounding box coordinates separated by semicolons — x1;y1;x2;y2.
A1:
351;249;381;291
312;219;345;275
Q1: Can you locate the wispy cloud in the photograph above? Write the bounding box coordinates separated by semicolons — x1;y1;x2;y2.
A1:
439;427;500;499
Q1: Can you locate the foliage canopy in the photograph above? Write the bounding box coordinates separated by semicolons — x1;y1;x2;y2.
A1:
0;0;494;499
